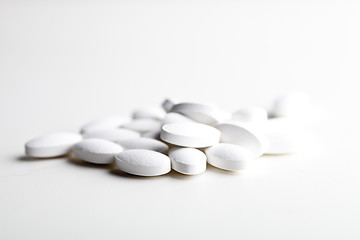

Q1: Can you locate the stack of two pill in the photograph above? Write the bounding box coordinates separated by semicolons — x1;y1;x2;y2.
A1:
25;93;310;177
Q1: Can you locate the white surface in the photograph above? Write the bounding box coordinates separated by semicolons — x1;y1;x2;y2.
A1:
1;0;360;239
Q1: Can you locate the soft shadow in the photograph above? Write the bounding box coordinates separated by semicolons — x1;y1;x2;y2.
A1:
67;156;115;170
167;170;201;180
16;155;69;162
109;169;156;179
206;163;243;175
262;152;296;157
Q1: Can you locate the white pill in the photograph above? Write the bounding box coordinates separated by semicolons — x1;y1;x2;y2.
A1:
206;143;253;171
232;106;268;123
161;98;177;112
83;128;140;142
25;132;82;158
142;129;161;140
216;122;264;157
263;118;302;154
132;107;165;120
161;122;220;148
271;92;310;118
80;116;129;134
115;149;171;176
161;112;194;126
171;102;230;125
168;147;207;175
117;137;169;154
121;119;161;134
73;138;123;164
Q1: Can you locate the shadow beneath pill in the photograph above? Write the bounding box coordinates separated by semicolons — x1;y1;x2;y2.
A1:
205;164;241;175
262;153;296;157
109;169;158;179
67;156;115;170
167;170;201;180
16;155;69;162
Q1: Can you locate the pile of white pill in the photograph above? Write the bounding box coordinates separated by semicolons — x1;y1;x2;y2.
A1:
24;92;310;176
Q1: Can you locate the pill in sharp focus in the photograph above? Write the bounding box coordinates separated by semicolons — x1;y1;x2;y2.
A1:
80;116;129;134
121;119;161;134
116;137;169;154
161;112;194;126
132;107;165;120
73;138;123;164
170;102;230;125
232;106;268;123
82;128;140;142
215;122;264;157
160;122;220;148
205;143;253;171
115;149;171;176
25;132;82;158
168;147;207;175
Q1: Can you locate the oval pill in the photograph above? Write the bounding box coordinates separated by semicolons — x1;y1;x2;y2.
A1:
121;119;161;134
232;106;268;123
171;102;230;125
132;107;165;120
263;118;302;154
142;129;161;140
206;143;253;171
161;112;194;126
25;132;82;158
216;122;264;157
168;147;207;175
80;116;129;134
271;92;310;118
115;149;171;176
160;122;221;148
161;98;177;112
83;128;140;142
116;137;169;154
73;138;123;164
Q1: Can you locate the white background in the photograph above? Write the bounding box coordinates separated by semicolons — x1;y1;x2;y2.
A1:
1;0;360;239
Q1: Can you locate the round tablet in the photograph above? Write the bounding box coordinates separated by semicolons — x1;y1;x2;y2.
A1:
121;119;161;133
171;102;230;125
232;106;268;123
25;132;82;158
206;143;253;171
115;149;171;176
80;116;129;134
83;128;140;142
117;137;169;154
160;122;220;148
73;138;123;164
132;107;165;120
168;147;207;175
215;122;264;157
161;112;194;126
